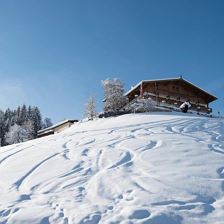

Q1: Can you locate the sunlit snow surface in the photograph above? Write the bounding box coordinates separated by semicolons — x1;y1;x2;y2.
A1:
0;112;224;224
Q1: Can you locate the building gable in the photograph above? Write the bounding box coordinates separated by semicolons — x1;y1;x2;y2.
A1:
125;77;217;113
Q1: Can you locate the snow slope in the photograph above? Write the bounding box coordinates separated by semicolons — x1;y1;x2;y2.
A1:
0;112;224;224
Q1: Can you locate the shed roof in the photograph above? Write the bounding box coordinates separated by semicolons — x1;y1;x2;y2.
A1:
38;119;78;134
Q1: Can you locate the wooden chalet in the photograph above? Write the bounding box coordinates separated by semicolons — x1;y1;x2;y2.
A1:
125;76;217;113
37;119;78;138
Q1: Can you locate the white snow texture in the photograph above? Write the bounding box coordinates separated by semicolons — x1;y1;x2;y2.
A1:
0;112;224;224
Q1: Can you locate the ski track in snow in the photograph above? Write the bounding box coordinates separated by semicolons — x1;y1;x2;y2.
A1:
0;112;224;224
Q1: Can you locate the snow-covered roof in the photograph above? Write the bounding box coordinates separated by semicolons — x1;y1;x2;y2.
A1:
125;76;217;102
38;119;78;134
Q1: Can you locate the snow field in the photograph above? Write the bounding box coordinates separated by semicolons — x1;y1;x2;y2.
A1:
0;112;224;224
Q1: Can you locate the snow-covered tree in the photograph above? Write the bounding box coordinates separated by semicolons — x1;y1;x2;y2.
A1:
5;124;29;145
42;117;53;129
0;105;51;146
102;78;127;112
3;108;15;141
85;96;97;120
23;120;35;140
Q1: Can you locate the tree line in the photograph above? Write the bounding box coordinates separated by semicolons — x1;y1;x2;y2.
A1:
0;105;52;146
1;78;150;146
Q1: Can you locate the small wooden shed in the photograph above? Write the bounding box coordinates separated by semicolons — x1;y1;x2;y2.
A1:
37;119;78;138
125;77;217;113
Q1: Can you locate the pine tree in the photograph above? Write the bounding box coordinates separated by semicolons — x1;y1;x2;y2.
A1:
4;108;14;140
20;104;27;124
31;106;42;137
102;78;127;112
27;106;33;120
85;96;97;120
0;105;51;146
15;106;21;125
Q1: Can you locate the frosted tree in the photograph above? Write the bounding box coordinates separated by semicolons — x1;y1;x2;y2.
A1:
42;117;53;129
102;78;127;112
23;120;35;140
85;96;97;120
5;124;29;145
0;105;51;146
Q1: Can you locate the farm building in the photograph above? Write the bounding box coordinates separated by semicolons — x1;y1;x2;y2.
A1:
38;119;78;138
125;76;217;113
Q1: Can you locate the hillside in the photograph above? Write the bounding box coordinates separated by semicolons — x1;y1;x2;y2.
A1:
0;112;224;224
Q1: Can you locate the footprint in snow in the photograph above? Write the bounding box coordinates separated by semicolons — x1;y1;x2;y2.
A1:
129;209;151;220
49;202;69;224
79;213;101;224
17;194;31;202
82;148;89;156
108;151;133;169
142;213;183;224
140;140;161;152
217;167;224;192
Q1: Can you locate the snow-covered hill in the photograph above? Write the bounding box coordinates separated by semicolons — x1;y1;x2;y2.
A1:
0;112;224;224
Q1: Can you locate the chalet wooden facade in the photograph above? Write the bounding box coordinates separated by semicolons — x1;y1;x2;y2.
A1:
125;77;217;113
37;119;78;138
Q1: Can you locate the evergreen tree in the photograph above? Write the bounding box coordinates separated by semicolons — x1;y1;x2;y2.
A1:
20;104;27;124
31;106;42;137
4;109;14;138
27;106;33;120
0;105;51;146
15;106;21;125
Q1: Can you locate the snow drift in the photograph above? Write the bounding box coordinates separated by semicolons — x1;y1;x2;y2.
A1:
0;112;224;224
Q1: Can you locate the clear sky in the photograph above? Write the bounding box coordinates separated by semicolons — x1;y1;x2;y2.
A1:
0;0;223;122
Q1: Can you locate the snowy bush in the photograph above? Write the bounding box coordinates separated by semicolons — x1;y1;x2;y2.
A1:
129;97;157;112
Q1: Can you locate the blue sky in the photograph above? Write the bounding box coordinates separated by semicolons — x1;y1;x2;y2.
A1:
0;0;223;122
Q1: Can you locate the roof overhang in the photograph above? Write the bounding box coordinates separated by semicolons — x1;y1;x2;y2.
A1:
37;129;54;137
38;119;79;134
